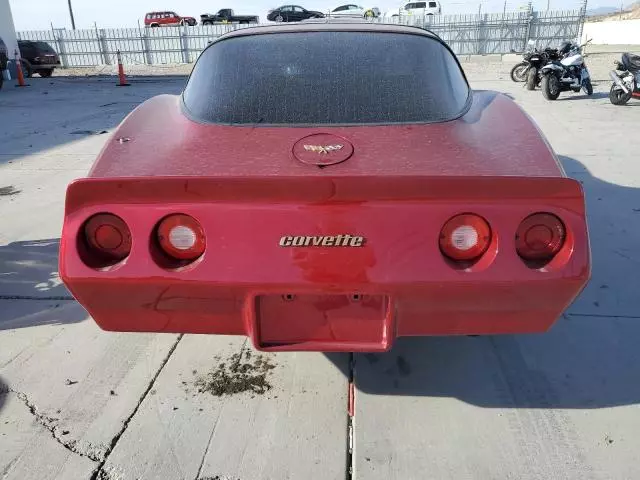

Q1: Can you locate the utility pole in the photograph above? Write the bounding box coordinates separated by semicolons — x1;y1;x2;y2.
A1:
68;0;76;30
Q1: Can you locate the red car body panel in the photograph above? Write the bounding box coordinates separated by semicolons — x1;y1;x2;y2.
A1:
60;87;590;352
89;94;563;179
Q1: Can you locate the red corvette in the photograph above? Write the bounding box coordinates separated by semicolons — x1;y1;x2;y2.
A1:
59;22;590;352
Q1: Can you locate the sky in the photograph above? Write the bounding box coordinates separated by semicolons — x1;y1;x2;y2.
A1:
9;0;619;31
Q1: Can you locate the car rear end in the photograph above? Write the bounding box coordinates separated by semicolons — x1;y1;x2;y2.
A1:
60;25;590;352
27;41;61;74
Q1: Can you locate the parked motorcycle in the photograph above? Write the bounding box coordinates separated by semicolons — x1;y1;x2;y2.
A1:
510;40;537;82
511;40;561;87
524;46;561;90
539;40;593;101
609;52;640;105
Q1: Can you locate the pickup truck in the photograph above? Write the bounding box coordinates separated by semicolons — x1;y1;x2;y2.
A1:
200;9;259;24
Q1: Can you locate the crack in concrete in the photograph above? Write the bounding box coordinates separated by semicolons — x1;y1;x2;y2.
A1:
89;334;184;480
0;295;75;301
95;469;116;480
346;353;355;480
1;456;19;478
1;386;102;462
194;339;249;480
198;476;242;480
567;313;640;319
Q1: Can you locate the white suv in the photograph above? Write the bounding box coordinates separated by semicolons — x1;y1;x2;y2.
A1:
386;1;442;18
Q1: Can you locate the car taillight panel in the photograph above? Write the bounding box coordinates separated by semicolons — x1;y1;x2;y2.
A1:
76;210;565;271
516;212;566;262
82;213;132;267
440;214;491;262
156;214;206;261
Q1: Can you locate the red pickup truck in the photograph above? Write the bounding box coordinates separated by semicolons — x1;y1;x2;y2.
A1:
144;11;197;27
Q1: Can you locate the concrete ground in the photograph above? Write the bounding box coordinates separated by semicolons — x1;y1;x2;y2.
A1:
0;68;639;480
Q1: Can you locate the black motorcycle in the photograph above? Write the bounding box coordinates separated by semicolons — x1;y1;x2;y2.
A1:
609;52;640;105
524;47;561;90
510;40;537;82
510;42;560;88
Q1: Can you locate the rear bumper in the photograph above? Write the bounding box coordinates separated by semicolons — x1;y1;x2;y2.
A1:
28;60;60;69
60;175;590;352
64;278;587;352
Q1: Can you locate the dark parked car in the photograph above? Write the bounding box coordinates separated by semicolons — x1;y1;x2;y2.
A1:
0;36;8;89
201;9;259;24
18;40;61;78
267;5;325;22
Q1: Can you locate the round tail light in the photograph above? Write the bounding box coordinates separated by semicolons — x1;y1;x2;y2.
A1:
83;213;132;266
516;213;565;262
156;214;205;261
439;214;491;262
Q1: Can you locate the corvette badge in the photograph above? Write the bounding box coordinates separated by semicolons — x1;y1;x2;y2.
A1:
280;235;365;247
303;144;344;155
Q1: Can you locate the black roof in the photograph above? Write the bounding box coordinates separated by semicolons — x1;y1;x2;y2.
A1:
212;20;442;44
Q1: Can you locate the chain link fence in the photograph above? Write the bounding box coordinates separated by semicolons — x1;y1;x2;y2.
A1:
17;10;586;68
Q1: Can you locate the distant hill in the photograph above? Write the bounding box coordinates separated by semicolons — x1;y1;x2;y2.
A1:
587;1;640;20
587;6;618;16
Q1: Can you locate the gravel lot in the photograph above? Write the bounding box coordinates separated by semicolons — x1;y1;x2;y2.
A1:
1;62;639;480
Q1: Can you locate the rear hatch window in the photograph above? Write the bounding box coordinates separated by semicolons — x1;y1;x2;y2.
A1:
183;31;470;125
35;42;57;54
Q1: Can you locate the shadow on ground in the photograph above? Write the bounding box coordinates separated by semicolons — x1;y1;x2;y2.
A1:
0;238;68;298
0;300;87;330
0;238;87;330
558;91;609;101
328;155;640;409
0;76;185;166
0;376;7;414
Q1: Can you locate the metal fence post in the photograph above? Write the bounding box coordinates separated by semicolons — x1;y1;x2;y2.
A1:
51;25;68;68
142;32;153;65
137;21;149;65
54;28;69;68
94;24;105;65
477;13;486;54
524;3;535;49
98;29;111;65
577;0;588;42
180;25;190;63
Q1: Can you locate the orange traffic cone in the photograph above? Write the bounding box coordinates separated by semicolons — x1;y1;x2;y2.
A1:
14;50;28;87
116;50;130;87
